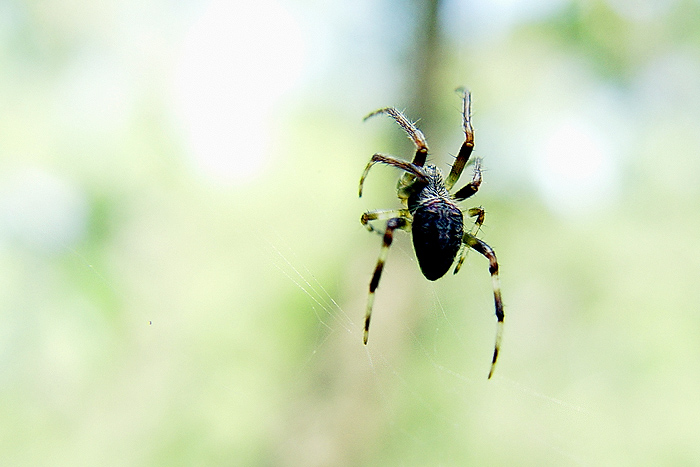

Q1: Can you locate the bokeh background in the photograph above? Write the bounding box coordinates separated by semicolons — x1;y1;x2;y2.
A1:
2;0;700;465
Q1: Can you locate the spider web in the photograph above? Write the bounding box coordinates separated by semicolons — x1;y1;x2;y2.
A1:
49;223;598;466
267;233;595;466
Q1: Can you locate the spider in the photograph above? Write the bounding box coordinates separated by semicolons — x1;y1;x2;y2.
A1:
358;89;504;379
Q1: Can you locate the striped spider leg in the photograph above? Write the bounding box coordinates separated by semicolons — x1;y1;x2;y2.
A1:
359;89;504;378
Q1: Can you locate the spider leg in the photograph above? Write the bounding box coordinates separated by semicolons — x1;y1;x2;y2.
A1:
453;207;486;274
462;232;503;379
364;107;429;167
359;153;427;197
452;158;482;201
364;216;410;344
445;89;475;191
361;209;411;234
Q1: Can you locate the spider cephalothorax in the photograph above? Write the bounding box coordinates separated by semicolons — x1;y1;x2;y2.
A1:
359;89;504;379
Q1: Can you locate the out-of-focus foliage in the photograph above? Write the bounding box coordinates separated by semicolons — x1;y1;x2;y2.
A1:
1;0;700;465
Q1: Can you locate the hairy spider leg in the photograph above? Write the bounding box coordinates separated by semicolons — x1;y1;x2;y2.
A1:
452;158;482;202
364;107;429;167
462;233;504;379
445;89;475;191
359;154;424;343
466;207;485;235
453;207;486;274
359;154;428;197
361;209;412;234
364;217;410;344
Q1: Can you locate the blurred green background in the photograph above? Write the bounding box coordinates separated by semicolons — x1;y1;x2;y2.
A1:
2;0;700;465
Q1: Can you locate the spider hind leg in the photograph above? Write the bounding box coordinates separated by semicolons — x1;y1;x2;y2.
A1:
363;216;410;344
453;207;486;274
463;233;503;379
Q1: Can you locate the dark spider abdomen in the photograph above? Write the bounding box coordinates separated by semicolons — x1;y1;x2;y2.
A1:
410;199;464;281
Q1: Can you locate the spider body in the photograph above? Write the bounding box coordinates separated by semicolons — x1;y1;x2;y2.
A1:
407;166;464;281
359;90;504;379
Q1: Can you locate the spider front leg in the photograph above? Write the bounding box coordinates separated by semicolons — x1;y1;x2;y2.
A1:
445;88;475;191
364;216;410;344
462;232;504;379
364;108;429;166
